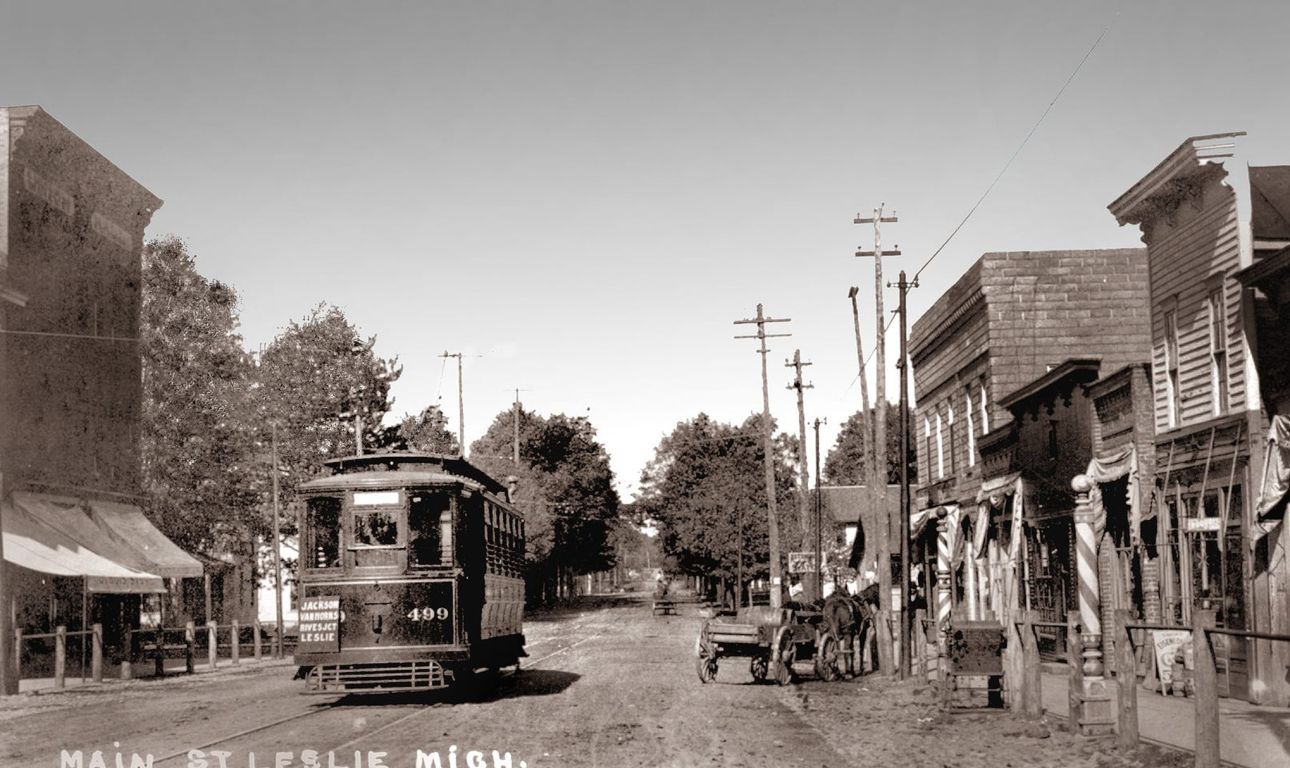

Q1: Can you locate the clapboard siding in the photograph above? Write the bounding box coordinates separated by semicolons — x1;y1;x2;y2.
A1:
1148;181;1246;433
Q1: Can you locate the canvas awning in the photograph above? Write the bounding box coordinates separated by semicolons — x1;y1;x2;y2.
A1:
85;498;203;579
974;474;1026;560
1256;415;1290;521
1084;446;1146;544
1;497;166;593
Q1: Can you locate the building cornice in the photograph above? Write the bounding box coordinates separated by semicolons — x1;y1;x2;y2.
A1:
1108;133;1244;230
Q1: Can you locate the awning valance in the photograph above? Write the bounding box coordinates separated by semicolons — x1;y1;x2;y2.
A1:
1085;446;1143;544
974;475;1025;560
976;472;1022;504
1256;415;1290;521
2;496;166;593
85;498;203;579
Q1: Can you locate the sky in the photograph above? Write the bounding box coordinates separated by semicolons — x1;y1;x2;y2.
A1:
3;1;1289;500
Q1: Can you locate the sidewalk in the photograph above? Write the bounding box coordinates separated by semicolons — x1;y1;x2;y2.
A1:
1041;671;1290;768
15;655;292;695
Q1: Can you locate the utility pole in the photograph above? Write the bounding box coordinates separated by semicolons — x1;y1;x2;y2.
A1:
270;422;284;660
846;286;877;601
893;270;918;679
856;204;899;675
813;417;826;603
0;470;13;695
734;304;791;610
785;349;814;600
441;351;465;456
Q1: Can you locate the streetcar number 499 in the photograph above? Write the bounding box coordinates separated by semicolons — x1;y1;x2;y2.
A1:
407;607;449;621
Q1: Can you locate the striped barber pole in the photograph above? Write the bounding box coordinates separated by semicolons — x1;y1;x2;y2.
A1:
936;513;953;633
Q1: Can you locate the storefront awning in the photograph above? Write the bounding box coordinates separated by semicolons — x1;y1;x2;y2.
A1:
85;498;203;579
976;472;1022;504
2;497;166;593
1256;415;1290;521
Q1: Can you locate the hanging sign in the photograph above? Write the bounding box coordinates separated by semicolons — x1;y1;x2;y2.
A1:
1183;517;1222;533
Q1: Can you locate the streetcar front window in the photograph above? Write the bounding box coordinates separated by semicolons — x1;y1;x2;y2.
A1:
353;508;399;546
306;497;341;569
409;491;453;567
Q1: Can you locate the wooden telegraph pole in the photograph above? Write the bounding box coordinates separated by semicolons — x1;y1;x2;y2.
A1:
893;270;918;679
856;205;899;675
813;417;827;603
270;422;284;660
785;350;814;599
734;304;791;610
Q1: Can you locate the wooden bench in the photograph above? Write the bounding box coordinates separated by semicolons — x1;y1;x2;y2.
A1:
652;600;677;616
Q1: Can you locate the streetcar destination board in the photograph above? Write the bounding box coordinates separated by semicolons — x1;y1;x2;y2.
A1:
297;595;341;653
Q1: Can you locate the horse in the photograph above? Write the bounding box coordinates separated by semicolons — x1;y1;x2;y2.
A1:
820;585;879;677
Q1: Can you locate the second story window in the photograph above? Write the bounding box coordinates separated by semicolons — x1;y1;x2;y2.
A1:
1165;308;1181;427
1208;288;1229;415
935;411;945;480
924;417;933;483
979;382;990;434
947;402;957;475
965;389;977;468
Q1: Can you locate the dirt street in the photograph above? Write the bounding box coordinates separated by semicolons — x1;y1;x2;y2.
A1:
1;594;1188;768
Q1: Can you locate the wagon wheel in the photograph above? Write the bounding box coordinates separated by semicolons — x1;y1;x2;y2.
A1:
815;630;841;682
695;624;718;684
773;627;796;686
750;655;769;682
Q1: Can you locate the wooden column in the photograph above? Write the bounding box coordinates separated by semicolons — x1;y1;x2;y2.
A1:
1115;610;1138;748
91;624;103;683
1193;607;1219;768
1022;610;1043;720
206;621;217;669
54;625;66;690
230;620;239;665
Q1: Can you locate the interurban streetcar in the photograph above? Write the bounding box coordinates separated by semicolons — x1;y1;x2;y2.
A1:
293;452;526;693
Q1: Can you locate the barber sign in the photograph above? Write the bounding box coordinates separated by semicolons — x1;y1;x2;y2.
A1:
297;596;342;653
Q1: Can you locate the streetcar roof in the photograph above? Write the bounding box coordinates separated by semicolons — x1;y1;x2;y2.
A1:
302;451;513;497
297;470;485;493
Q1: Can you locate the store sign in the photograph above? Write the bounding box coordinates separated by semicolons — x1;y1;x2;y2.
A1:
23;166;75;217
1151;629;1191;689
1183;517;1222;533
788;551;826;573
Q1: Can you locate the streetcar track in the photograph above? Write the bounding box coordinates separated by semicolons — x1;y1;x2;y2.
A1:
151;621;606;764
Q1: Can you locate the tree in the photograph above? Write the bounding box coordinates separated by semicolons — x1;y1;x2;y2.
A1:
381;405;459;454
140;237;261;555
253;304;401;507
824;404;917;486
637;413;799;601
471;408;621;603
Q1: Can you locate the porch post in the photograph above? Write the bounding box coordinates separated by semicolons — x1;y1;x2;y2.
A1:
1071;474;1113;734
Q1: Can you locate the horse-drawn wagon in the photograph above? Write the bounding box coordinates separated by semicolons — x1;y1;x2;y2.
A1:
695;603;843;685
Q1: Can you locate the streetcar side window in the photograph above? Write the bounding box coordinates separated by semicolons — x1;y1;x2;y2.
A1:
306;496;342;569
409;491;453;567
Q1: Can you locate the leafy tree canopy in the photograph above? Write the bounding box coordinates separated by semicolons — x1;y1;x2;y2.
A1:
253;304;401;505
471;408;621;577
140;236;260;554
637;413;799;581
824;404;917;486
379;404;460;454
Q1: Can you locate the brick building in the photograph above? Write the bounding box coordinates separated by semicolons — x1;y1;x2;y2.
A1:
908;249;1149;621
0;107;200;692
1108;133;1290;703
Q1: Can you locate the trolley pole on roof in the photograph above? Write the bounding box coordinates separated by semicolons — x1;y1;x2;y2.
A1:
856;204;899;676
734;304;791;610
271;422;284;660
